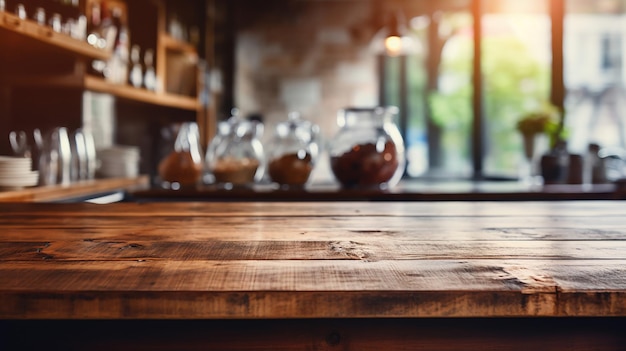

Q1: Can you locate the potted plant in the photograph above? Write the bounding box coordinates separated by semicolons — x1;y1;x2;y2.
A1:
517;104;560;155
516;103;562;182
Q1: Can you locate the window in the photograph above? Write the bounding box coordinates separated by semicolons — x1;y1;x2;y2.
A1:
564;0;626;154
481;0;551;179
383;0;626;180
380;1;474;178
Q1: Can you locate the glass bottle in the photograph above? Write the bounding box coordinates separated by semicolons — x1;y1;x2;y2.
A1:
143;48;156;91
33;7;46;25
328;106;405;189
129;44;143;88
587;143;607;184
87;0;104;48
38;127;72;186
158;122;203;188
106;7;128;84
267;112;320;188
15;4;26;19
205;111;264;187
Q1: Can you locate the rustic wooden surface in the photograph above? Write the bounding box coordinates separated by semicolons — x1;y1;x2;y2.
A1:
1;200;626;321
2;200;626;350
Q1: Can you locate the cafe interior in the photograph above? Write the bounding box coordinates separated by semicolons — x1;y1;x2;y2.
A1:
1;0;626;200
1;0;626;350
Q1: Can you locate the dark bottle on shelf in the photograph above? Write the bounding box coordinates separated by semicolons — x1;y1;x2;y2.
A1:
106;6;129;84
541;140;570;185
87;1;128;80
87;0;103;44
86;0;107;77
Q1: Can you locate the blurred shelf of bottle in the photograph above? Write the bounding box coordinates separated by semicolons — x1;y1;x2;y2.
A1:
0;10;109;62
1;0;212;182
0;0;206;105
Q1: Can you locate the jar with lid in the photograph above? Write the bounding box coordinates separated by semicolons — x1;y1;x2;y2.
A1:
205;112;265;187
328;106;405;189
267;112;320;188
157;122;203;188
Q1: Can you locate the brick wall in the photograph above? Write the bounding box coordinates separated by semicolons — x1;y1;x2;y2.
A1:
233;0;379;144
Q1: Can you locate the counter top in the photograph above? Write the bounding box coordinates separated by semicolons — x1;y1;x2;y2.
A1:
0;176;149;202
2;176;619;203
129;179;622;201
1;200;625;320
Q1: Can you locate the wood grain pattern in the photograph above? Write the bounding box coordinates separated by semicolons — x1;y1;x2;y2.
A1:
1;201;626;321
4;199;626;216
2;240;626;261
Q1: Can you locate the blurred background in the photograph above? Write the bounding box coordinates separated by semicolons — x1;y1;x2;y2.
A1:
216;0;626;181
2;0;626;185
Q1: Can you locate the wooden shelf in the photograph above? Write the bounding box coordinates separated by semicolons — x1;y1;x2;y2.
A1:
85;75;199;111
0;11;110;61
7;73;83;88
160;34;197;55
0;176;149;203
7;74;199;111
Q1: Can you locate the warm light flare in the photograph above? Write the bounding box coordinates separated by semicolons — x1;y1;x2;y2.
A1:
384;35;403;56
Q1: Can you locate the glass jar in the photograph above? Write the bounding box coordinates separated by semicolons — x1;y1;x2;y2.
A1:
158;122;203;188
205;113;264;187
267;112;320;188
328;106;405;189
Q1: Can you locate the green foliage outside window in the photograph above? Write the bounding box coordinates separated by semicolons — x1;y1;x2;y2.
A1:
425;30;550;176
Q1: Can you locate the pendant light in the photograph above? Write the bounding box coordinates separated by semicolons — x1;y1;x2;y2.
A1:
370;10;421;57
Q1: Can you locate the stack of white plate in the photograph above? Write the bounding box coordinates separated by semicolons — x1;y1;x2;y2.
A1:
0;156;39;189
97;145;141;178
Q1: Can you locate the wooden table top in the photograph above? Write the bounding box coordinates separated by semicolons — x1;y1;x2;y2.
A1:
1;201;626;320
